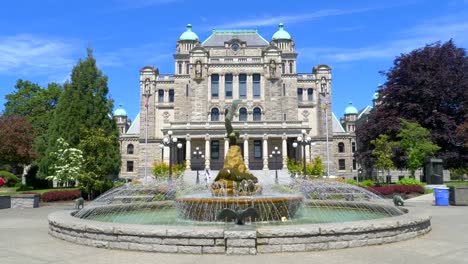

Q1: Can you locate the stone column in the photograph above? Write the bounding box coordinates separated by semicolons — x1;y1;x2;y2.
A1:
185;135;191;169
233;74;239;99
163;89;168;103
224;137;229;157
247;74;252;100
262;134;269;170
282;134;288;169
302;88;307;101
204;134;211;169
243;135;249;169
219;74;225;100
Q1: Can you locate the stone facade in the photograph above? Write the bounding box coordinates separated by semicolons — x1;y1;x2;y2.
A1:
116;24;363;179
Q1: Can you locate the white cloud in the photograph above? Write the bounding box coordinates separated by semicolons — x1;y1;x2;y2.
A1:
0;34;78;78
212;8;376;29
299;16;468;63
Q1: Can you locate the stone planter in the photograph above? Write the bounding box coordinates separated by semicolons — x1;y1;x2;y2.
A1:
11;194;40;208
0;196;11;209
449;186;468;206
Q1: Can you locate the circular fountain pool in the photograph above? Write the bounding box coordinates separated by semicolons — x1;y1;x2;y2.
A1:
49;179;431;255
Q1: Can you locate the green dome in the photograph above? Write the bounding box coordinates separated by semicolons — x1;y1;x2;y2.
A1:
114;104;127;116
373;92;379;100
179;24;199;41
344;102;358;115
272;23;292;40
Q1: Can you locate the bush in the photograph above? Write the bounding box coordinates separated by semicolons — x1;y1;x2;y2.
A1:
41;189;81;202
0;170;19;187
0;177;5;187
396;178;424;186
16;184;33;192
368;185;425;195
151;161;186;179
360;179;376;187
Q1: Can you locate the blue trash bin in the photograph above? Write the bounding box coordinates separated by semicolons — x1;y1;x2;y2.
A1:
434;187;449;206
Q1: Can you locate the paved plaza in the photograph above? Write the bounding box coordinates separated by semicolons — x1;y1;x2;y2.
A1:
0;195;467;264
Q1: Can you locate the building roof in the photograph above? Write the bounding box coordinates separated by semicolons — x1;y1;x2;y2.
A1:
202;29;269;47
126;113;140;134
114;104;127;116
344;102;358;115
179;24;199;41
272;23;292;40
332;112;345;133
357;105;373;119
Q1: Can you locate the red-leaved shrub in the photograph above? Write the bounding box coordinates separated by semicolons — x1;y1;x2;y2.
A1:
368;185;425;195
0;177;5;187
41;190;81;202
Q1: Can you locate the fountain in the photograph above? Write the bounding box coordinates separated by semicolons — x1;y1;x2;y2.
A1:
48;101;431;254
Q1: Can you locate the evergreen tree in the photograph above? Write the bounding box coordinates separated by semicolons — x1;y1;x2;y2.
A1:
40;48;120;178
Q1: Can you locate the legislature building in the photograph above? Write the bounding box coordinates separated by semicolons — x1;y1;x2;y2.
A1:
115;23;366;179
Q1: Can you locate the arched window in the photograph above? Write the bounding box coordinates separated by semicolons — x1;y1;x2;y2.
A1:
253;107;261;121
307;88;313;101
297;88;303;102
211;108;219;121
338;142;345;153
127;144;134;155
169;89;174;102
239;107;247;121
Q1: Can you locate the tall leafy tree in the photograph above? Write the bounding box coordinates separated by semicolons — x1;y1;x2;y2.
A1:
356;40;467;169
3;80;62;157
397;119;440;177
0;115;35;167
371;134;395;178
46;138;84;185
41;48;120;178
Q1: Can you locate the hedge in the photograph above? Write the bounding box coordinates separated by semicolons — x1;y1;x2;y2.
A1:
41;190;81;202
367;185;425;196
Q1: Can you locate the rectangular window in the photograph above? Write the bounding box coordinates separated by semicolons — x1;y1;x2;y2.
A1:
254;140;262;159
186;84;189;97
186;63;189;74
283;83;286;96
283;113;286;121
158;89;164;103
239;74;247;98
169;89;174;102
225;74;233;98
307;88;313;101
352;142;356;153
127;161;134;172
339;159;346;170
178;63;182;74
297;88;303;102
211;74;219;98
282;63;285;74
289;62;293;73
253;74;261;98
211;141;220;160
353;159;357;170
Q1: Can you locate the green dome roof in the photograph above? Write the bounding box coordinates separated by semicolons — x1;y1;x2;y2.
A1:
373;92;379;100
179;24;199;41
114;104;127;116
344;102;358;115
272;23;292;40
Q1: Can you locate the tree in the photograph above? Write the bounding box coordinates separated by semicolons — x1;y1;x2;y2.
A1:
356;40;467;169
371;134;395;179
0;115;35;167
308;156;326;177
46;138;83;185
3;80;62;157
397;119;440;177
40;48;120;178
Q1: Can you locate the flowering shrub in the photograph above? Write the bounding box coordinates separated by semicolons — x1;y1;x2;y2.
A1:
368;185;424;195
0;177;5;187
41;190;81;202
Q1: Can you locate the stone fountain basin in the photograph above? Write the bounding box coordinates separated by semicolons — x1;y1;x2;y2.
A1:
48;201;431;255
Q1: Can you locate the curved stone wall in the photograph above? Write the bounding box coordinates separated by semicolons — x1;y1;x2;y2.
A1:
48;209;431;255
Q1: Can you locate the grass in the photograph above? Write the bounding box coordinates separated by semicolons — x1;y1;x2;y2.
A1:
0;187;79;196
445;181;468;187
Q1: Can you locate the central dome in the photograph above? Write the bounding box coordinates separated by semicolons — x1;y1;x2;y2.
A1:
344;102;358;115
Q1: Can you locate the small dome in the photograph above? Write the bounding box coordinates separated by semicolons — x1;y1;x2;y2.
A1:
344;102;358;115
114;104;127;117
373;92;379;100
179;24;199;41
272;23;292;40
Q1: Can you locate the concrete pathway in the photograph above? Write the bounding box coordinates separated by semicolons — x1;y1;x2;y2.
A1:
0;194;467;264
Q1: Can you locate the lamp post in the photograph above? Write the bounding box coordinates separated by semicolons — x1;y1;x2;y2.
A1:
159;144;164;161
323;99;330;178
292;129;312;179
143;80;152;182
358;168;363;182
162;130;183;182
269;146;281;184
192;147;204;184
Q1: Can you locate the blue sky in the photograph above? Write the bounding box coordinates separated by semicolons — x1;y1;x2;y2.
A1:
1;0;467;121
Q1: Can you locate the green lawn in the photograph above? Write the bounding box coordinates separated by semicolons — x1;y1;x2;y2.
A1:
0;187;79;196
445;181;468;187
